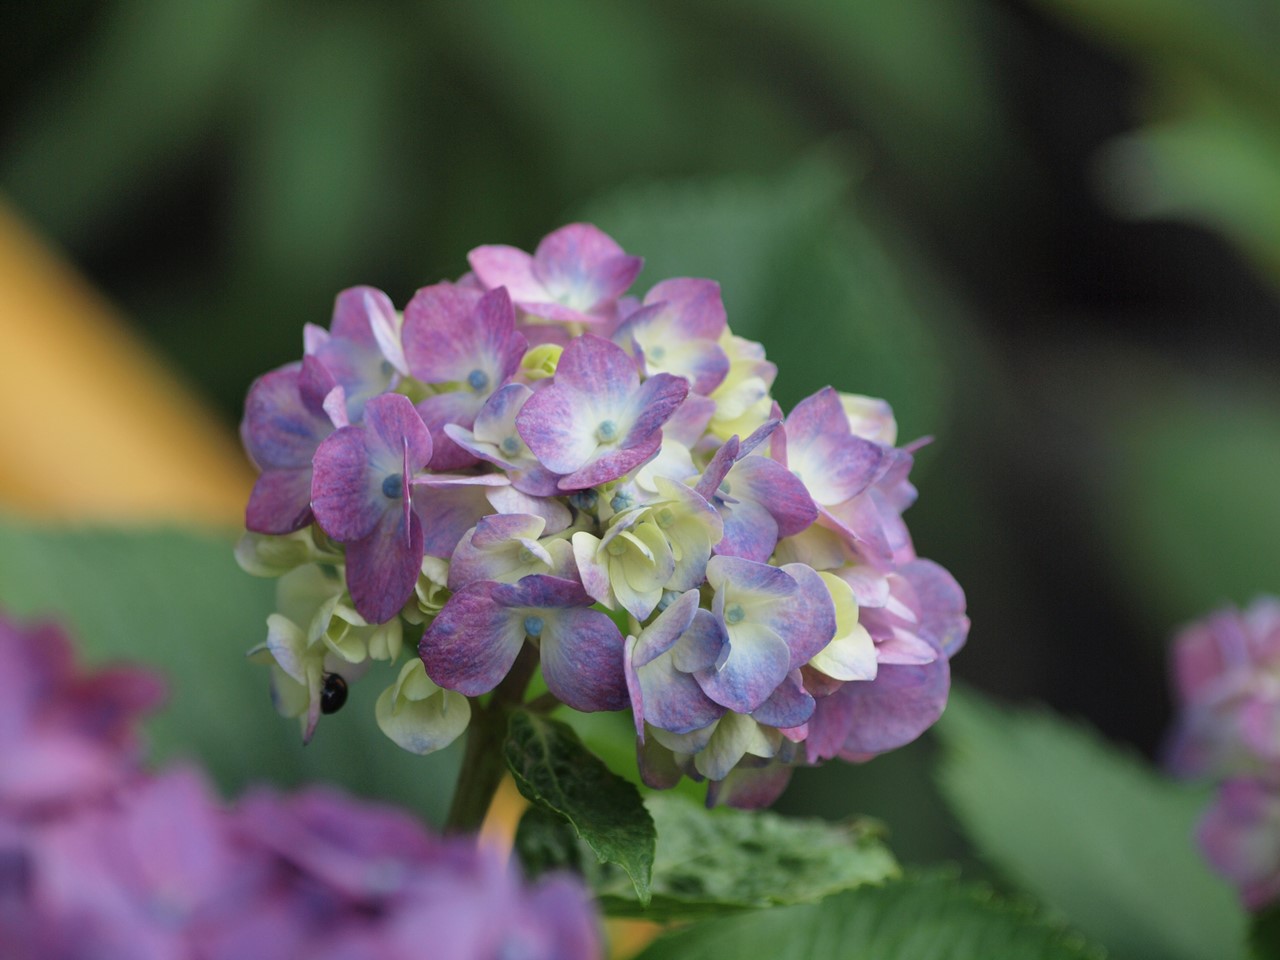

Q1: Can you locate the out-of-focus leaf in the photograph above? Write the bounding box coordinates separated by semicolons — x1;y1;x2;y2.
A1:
937;687;1247;960
1;0;263;241
583;159;850;337
1026;0;1280;107
699;0;1020;210
1102;379;1280;624
0;517;459;823
230;8;401;280
504;710;655;904
582;160;953;438
1100;87;1280;280
513;803;584;880
437;0;688;190
634;873;1103;960
595;794;898;920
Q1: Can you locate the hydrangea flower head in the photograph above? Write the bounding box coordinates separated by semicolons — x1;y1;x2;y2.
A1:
238;223;967;806
1165;598;1280;909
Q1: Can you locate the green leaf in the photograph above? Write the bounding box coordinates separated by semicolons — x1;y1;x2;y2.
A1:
596;793;899;920
513;804;585;880
634;873;1104;960
0;517;459;823
504;709;655;903
936;687;1247;960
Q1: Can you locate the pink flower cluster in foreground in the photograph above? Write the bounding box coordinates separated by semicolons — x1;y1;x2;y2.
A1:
238;223;969;806
0;614;601;959
1166;598;1280;909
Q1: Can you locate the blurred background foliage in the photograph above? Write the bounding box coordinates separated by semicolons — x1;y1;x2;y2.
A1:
2;0;1279;879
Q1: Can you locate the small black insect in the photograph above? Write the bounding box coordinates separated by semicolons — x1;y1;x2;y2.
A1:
320;673;348;715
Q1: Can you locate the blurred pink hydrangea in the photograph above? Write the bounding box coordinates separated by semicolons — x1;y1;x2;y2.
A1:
0;613;603;959
1165;598;1280;909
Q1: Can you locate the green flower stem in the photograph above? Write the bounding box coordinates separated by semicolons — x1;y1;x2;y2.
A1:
443;644;539;834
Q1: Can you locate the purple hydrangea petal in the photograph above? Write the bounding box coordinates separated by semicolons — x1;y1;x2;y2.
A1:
516;385;605;477
659;394;714;446
416;286;522;387
364;393;433;472
538;607;628;712
344;507;425;624
412;475;512;559
716;498;780;563
670;610;729;674
707;764;794;809
632;591;701;668
832;656;951;760
643;279;728;341
533;223;642;309
637;733;686;790
637;653;726;734
552;333;640;412
768;563;838;669
311;426;384;542
245;468;314;535
782;387;885;506
329;286;385;347
625;373;690;446
750;671;816;729
419;583;526;696
1197;778;1280;909
417;391;486;471
467;245;546;303
402;282;482;380
485;485;573;534
557;433;662;491
491;574;591;610
242;365;332;470
695;621;791;714
731;454;817;539
705;554;797;599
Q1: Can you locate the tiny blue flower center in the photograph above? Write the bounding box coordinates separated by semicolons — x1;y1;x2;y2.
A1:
648;345;666;362
380;360;394;376
655;507;675;527
518;546;538;565
467;369;490;392
596;419;619;442
610;490;633;512
523;615;544;638
725;603;746;625
381;473;404;499
607;538;628;557
500;435;521;456
570;489;598;511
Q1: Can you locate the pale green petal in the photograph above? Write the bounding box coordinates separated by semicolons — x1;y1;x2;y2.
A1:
376;660;471;755
366;619;403;661
322;619;368;664
268;664;310;719
652;722;717;756
695;712;782;781
774;525;849;571
810;573;877;681
278;563;345;628
235;529;339;577
265;614;313;685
